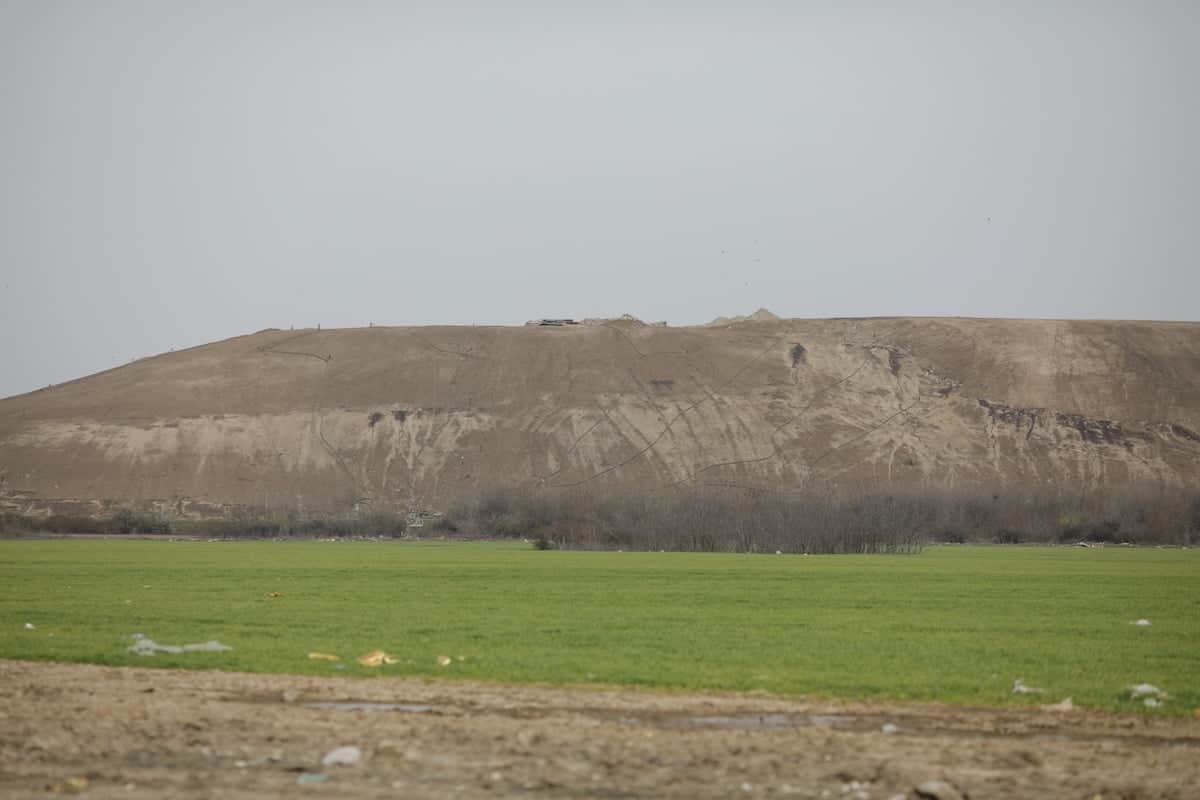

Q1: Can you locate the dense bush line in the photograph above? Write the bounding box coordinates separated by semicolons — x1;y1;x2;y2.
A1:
440;484;1199;552
446;487;927;553
2;484;1196;551
0;508;174;536
0;509;407;539
176;510;407;539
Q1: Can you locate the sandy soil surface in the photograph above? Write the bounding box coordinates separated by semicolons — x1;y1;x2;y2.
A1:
2;661;1197;799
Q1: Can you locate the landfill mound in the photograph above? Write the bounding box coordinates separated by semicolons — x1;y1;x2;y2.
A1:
1;316;1199;514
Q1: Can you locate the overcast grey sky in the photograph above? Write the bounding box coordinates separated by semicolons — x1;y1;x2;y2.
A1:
1;1;1197;399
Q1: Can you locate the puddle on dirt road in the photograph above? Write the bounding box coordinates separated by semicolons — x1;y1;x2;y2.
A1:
654;713;861;731
655;712;870;732
240;696;1199;750
615;710;1198;749
304;701;435;713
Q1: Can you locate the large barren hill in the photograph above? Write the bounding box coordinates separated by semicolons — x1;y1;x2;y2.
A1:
2;317;1199;515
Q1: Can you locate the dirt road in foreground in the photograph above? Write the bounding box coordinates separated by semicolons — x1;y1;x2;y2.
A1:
1;660;1196;799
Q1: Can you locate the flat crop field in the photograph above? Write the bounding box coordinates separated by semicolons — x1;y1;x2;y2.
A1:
1;541;1196;714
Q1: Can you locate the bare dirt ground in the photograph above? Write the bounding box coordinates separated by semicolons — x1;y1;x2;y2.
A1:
2;661;1198;799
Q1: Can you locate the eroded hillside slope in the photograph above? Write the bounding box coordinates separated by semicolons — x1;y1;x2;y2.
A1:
1;317;1198;514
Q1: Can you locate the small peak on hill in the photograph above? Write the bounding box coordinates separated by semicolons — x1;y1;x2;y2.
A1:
705;308;781;327
582;313;648;328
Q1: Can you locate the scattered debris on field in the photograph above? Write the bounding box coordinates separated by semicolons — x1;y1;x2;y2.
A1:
321;745;362;767
127;633;232;656
1128;683;1168;700
24;622;35;630
914;779;966;800
840;780;871;800
1012;679;1044;694
48;776;89;794
305;701;433;713
1040;697;1075;712
308;651;340;661
356;650;396;666
266;592;284;599
297;772;329;784
1131;618;1152;626
881;722;899;735
437;655;452;667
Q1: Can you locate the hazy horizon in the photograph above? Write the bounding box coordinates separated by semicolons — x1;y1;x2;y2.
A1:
2;2;1197;399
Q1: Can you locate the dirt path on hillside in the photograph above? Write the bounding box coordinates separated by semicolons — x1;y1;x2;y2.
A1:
2;660;1197;799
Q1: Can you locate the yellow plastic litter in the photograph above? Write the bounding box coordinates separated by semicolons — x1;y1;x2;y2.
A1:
357;650;398;667
437;655;452;667
266;592;284;599
50;776;89;795
307;652;340;662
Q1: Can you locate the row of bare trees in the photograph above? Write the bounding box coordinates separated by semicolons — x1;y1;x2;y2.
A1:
4;483;1195;550
441;483;1199;552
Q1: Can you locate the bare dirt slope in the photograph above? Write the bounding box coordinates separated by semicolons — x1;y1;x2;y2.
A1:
2;317;1199;513
2;660;1198;799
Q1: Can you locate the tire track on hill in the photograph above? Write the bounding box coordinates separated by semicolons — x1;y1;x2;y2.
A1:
652;322;903;490
256;331;332;363
802;399;926;480
411;333;481;360
258;331;363;505
532;416;609;484
654;353;876;490
639;317;942;492
545;335;786;489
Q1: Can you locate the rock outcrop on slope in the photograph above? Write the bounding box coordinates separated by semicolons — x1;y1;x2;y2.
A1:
1;317;1198;515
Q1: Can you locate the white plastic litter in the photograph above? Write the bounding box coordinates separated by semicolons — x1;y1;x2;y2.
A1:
1012;679;1045;695
1131;619;1151;626
127;633;232;656
321;746;362;767
297;773;329;785
1128;683;1167;699
24;623;35;630
1144;697;1162;708
881;722;899;735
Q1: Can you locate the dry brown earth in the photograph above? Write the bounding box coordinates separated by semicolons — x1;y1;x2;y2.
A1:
2;660;1198;799
2;317;1199;514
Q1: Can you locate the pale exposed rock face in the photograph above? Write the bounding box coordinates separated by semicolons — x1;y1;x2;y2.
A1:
1;317;1198;513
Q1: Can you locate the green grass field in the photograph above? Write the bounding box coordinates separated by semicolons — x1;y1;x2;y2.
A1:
1;541;1196;714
